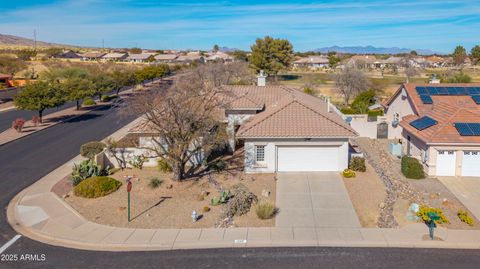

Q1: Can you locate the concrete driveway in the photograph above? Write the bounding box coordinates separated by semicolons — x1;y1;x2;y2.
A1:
275;172;360;228
438;177;480;221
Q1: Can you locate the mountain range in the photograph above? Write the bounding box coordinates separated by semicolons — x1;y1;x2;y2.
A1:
314;45;441;55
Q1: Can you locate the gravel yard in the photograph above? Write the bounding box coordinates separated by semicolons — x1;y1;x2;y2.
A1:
55;167;276;229
343;162;386;228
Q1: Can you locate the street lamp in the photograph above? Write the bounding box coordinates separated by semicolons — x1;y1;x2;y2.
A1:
125;175;133;222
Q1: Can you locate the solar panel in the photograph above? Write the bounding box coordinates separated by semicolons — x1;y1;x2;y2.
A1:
410;116;438;130
428;88;438;95
437;87;448;95
447;88;457;95
469;123;480;135
419;95;433;104
455;123;475;136
472;95;480;104
416;87;428;95
456;87;467;95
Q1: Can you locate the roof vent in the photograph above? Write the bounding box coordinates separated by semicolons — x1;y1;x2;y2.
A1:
257;70;267;87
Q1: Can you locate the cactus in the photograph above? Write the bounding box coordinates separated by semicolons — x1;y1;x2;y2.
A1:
210;190;231;206
71;159;105;186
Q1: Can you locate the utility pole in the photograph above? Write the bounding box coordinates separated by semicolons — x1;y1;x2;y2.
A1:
102;39;104;50
33;29;37;52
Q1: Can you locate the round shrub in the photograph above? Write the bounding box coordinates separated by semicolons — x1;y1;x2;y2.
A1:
74;176;122;198
80;141;106;159
417;205;449;224
255;200;276;220
349;157;366;172
401;156;425;179
82;97;96;106
342;169;356;178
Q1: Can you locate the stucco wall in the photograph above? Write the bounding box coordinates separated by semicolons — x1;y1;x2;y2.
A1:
226;113;255;150
346;114;388;138
244;139;349;173
385;87;415;139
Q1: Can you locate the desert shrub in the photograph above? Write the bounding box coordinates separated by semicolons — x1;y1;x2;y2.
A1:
11;118;26;132
401;156;425;179
108;167;121;174
342;169;356;178
203;206;211;213
208;159;227;172
417;205;449;224
80;141;106;159
148;177;163;189
458;210;474;226
82;97;96;106
221;184;258;217
157;159;172;172
211;190;231;206
128;155;147;169
74;176;122;198
367;109;384;117
101;95;110;102
340;107;356;114
32;115;40;126
349;157;366;172
255;200;276;220
303;87;316;96
71;159;106;186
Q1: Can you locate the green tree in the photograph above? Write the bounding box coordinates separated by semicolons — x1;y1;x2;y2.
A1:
410;50;418;56
111;70;136;95
91;73;115;99
232;50;248;61
453;45;467;65
14;81;65;122
327;52;340;69
63;77;95;109
351;90;376;114
213;44;220;52
471;45;480;65
249;36;293;77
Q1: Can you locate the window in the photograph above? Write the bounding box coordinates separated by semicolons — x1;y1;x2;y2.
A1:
255;145;265;162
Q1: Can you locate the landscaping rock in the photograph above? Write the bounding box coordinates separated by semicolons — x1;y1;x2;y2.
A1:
261;189;271;198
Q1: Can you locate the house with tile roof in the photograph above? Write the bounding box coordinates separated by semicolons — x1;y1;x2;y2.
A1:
383;83;480;177
126;53;155;63
223;75;357;173
292;55;330;70
124;73;357;173
102;52;128;62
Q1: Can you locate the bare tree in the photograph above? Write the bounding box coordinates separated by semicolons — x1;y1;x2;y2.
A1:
334;66;370;105
400;55;420;83
128;63;251;180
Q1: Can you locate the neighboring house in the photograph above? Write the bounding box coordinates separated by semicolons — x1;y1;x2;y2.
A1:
79;52;106;61
224;76;357;173
102;52;128;62
206;51;234;62
346;55;380;69
293;56;329;70
154;54;179;63
383;83;480;177
126;53;155;63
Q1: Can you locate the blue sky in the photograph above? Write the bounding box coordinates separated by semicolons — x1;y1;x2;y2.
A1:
0;0;479;53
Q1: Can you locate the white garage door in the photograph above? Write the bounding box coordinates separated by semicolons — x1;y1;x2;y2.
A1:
436;150;456;176
462;151;480;177
277;146;339;172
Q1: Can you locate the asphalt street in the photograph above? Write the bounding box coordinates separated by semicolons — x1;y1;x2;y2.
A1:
0;93;480;268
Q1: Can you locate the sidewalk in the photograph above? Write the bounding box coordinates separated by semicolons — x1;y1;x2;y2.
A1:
7;119;480;251
0;103;109;146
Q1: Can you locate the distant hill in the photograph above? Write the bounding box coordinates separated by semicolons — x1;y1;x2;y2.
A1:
314;45;440;55
0;33;77;48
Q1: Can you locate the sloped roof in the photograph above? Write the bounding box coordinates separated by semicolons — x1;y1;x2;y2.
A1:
103;52;127;59
154;54;178;61
394;83;480;144
294;56;329;64
126;53;154;60
230;85;356;139
80;52;105;58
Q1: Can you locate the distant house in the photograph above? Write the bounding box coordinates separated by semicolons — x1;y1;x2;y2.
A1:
346;55;379;69
126;53;155;63
293;56;329;69
383;56;403;68
57;50;81;59
0;74;13;88
102;52;128;62
79;52;106;61
205;51;234;62
154;54;179;63
175;53;205;64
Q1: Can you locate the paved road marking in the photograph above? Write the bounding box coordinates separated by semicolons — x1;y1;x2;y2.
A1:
0;235;22;254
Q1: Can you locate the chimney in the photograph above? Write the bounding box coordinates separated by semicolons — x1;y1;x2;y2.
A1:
327;97;331;113
257;70;267;87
